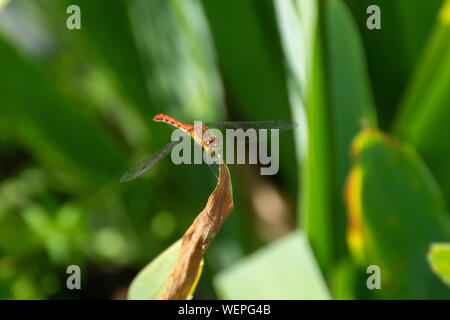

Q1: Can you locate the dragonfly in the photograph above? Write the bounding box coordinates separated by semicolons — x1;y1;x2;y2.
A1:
120;114;297;182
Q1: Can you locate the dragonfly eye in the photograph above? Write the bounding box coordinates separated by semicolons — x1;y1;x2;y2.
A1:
206;136;216;146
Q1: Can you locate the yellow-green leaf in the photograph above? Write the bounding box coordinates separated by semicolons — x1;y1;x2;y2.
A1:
345;128;450;299
428;243;450;286
128;239;204;300
127;240;182;300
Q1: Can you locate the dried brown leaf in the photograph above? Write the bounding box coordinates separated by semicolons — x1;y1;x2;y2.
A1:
160;163;233;299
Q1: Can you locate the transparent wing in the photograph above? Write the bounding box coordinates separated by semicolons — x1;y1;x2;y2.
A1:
120;137;183;183
206;120;298;131
205;120;298;146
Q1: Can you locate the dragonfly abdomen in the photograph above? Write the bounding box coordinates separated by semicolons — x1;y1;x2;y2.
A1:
153;114;193;131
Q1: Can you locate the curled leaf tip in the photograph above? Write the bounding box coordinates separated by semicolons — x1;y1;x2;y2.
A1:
161;163;233;299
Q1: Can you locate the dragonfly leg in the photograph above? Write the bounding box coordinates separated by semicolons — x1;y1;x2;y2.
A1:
207;162;219;180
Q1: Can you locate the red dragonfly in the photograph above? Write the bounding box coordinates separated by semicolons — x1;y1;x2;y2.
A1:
120;114;297;182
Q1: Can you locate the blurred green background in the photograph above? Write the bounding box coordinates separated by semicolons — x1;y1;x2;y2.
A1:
0;0;449;299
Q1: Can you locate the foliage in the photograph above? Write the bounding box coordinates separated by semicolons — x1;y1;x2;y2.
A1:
346;129;450;298
128;240;182;300
0;0;449;299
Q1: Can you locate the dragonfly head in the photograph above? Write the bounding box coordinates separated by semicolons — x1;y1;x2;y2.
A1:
204;131;222;148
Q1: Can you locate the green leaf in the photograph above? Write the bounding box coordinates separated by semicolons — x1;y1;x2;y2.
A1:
323;0;378;261
428;243;450;286
394;0;450;207
201;0;291;121
213;231;331;299
128;240;181;300
301;27;334;270
275;0;333;270
346;129;450;299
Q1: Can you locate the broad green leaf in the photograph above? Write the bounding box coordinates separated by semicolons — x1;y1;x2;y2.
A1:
301;29;334;270
344;0;443;128
276;0;378;273
346;129;450;299
323;0;377;260
213;231;331;299
274;0;332;270
428;243;450;286
128;239;204;300
394;0;450;207
128;240;181;300
0;36;125;190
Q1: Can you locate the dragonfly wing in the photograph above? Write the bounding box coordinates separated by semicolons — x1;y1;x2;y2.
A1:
206;120;298;131
120;137;183;183
205;120;298;145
